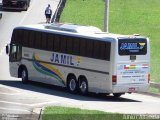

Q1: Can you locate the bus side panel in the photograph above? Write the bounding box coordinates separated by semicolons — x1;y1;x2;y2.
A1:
21;47;113;93
21;48;66;87
9;62;19;78
21;48;47;83
72;56;112;93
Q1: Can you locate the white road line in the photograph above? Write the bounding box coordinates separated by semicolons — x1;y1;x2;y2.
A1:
29;101;59;107
19;0;37;25
0;100;58;107
0;107;30;112
0;101;30;106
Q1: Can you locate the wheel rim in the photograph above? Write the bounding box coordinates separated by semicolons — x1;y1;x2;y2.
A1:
69;79;76;91
80;81;87;93
22;70;26;80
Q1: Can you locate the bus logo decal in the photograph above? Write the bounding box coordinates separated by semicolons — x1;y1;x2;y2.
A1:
139;43;146;49
32;53;65;85
120;42;145;50
50;53;81;66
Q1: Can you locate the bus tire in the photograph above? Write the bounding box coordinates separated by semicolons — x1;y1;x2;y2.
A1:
21;68;28;84
79;77;88;95
113;93;124;98
67;76;78;94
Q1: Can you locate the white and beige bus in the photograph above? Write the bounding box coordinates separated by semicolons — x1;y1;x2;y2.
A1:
6;23;150;97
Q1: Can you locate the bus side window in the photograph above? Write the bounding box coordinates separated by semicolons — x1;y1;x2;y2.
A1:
59;35;67;53
41;32;47;50
105;42;111;61
86;39;93;58
72;37;80;56
66;36;73;54
28;31;35;48
35;31;42;49
23;30;29;46
80;39;86;56
93;41;100;59
53;34;60;52
16;45;22;61
10;44;22;62
99;41;106;60
47;33;54;51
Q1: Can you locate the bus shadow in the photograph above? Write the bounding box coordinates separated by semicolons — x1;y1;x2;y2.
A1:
0;80;141;102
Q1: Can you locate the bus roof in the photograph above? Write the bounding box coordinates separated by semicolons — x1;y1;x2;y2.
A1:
15;23;147;41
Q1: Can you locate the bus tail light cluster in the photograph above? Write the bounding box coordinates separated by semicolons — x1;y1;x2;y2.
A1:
148;74;150;83
112;75;117;85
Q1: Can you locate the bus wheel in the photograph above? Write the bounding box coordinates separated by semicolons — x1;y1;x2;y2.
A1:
67;76;78;94
113;93;123;98
21;68;28;84
79;78;88;95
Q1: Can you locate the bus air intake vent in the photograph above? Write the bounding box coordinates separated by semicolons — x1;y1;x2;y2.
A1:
44;23;102;33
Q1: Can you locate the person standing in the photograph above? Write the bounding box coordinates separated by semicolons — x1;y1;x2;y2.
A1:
45;4;52;23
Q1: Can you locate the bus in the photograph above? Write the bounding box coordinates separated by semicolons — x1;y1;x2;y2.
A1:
6;23;150;97
2;0;30;11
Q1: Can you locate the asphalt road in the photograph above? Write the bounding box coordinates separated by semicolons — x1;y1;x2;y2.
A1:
0;0;160;118
0;0;60;117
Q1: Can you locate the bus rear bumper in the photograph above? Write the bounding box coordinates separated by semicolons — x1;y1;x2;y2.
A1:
2;6;27;10
112;83;150;93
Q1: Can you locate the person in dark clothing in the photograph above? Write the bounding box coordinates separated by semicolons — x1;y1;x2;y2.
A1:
45;4;52;23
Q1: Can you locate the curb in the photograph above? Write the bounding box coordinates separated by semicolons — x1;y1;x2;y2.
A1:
32;107;43;120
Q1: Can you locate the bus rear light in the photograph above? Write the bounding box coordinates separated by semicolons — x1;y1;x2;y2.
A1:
148;74;150;83
112;75;117;85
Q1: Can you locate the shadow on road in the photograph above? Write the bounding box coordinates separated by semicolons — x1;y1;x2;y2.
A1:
0;80;141;102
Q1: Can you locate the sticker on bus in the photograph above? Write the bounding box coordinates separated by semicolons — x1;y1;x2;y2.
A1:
117;63;149;84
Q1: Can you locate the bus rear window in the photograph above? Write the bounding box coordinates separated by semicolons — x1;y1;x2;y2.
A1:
118;38;147;55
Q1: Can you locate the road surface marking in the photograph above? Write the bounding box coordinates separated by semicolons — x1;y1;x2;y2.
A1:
29;101;59;107
0;107;31;112
0;100;58;107
0;101;32;107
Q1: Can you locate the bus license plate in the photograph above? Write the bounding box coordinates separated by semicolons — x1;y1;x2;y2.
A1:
128;88;136;92
12;1;17;4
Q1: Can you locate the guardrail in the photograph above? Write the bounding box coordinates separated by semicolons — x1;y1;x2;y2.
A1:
51;0;66;22
150;82;160;92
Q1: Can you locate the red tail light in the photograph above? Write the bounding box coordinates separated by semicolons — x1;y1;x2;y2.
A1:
148;74;150;83
112;75;117;85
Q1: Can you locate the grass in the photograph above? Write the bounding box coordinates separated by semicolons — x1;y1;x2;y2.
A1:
60;0;105;30
42;106;123;120
42;106;160;120
60;0;160;83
